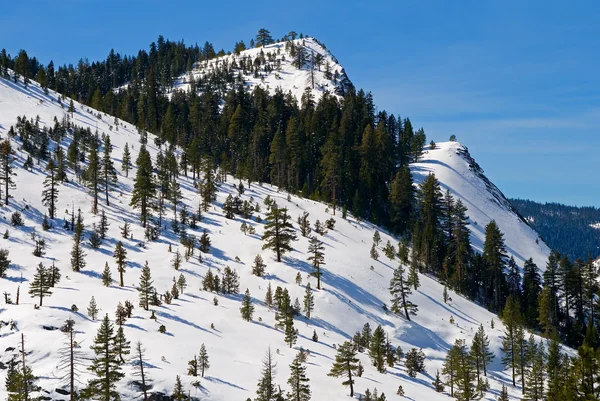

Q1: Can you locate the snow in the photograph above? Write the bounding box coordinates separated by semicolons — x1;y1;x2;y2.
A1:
0;75;552;400
166;37;352;104
412;142;551;270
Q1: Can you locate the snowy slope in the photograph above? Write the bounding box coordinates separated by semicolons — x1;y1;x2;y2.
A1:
0;75;550;401
412;142;551;269
169;37;353;104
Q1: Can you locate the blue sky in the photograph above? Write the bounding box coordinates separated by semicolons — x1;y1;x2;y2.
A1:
2;0;599;206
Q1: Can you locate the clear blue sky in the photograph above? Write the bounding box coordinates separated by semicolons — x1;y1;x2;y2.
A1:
2;0;599;206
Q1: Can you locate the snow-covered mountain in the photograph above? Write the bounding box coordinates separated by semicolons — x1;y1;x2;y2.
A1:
412;143;550;269
0;73;551;401
168;37;353;104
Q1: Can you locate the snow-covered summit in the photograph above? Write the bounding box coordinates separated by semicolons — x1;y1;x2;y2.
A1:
170;37;353;104
412;141;550;268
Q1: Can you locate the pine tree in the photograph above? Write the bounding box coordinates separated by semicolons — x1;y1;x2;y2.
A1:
240;288;254;321
87;296;99;320
137;261;155;310
328;341;360;397
256;348;278;401
253;254;266;277
177;274;187;294
41;158;59;219
171;375;187;401
84;315;125;400
265;282;273;308
497;385;509;401
55;319;85;401
483;220;508;312
102;262;112;286
114;326;131;364
101;135;117;206
0;139;17;205
284;302;297;348
199;229;211;253
471;324;494;378
501;295;522;387
172;249;182;270
28;262;52;306
121;142;132;177
287;352;311;401
307;235;325;289
113;241;127;287
200;160;217;212
262;203;297;262
298;212;312;237
389;264;417;320
132;341;151;401
454;339;477;401
369;325;387;373
389;165;414;236
303;283;315;319
198;343;210;377
524;340;545;401
432;370;445;393
405;348;426;377
130;145;155;227
7;334;39;401
86;138;101;214
538;286;553;338
70;209;86;272
546;329;562;401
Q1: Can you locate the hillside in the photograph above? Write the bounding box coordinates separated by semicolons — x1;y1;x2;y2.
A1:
0;74;553;401
509;198;600;260
167;37;353;104
413;143;550;269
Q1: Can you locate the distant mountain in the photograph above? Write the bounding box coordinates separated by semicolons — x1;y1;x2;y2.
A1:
510;198;600;260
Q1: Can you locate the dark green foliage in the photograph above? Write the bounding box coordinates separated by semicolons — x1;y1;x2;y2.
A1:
405;348;426;378
369;325;386;373
262;203;297;262
328;341;360;397
28;262;52;306
287;352;311;401
389;264;417;320
256;348;278;401
41;159;59;219
113;241;127;287
130;145;155;227
240;288;254;321
307;235;325;289
137;261;155;310
0;248;10;277
253;254;266;277
84;315;125;400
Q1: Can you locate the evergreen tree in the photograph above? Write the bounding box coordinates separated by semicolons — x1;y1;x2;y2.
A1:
524;340;545;401
198;343;210;377
137;261;155;310
0;139;17;205
298;212;312;237
240;288;254;321
328;341;360;397
70;209;86;272
114;326;131;364
265;282;273;308
262;203;297;262
130;145;155;227
132;341;151;401
171;375;187;401
28;262;52;306
303;283;314;319
102;262;112;286
41;159;59;219
454;339;477;401
86;138;101;214
253;254;266;277
121;142;132;177
369;325;386;373
471;324;494;378
307;235;325;289
256;348;278;401
405;348;426;377
101;135;117;206
483;220;508;312
522;258;542;328
501;295;522;387
389;165;414;236
389;264;417;320
113;241;127;287
87;296;99;320
6;335;39;401
85;315;125;401
287;352;311;401
200;160;217;212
